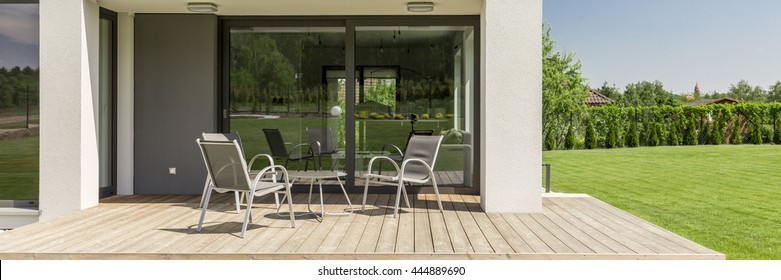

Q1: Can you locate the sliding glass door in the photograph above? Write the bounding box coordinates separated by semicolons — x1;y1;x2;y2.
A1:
353;25;476;189
226;25;345;173
223;18;478;192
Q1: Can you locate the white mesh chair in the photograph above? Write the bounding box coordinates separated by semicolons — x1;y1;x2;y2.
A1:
361;135;444;217
199;133;280;212
196;138;295;238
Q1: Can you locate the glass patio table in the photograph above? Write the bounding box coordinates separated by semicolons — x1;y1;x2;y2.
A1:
285;170;353;220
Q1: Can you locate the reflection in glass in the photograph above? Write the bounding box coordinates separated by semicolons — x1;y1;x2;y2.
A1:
355;26;475;188
228;27;345;174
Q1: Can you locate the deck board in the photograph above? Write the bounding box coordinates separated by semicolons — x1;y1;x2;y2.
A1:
0;194;724;260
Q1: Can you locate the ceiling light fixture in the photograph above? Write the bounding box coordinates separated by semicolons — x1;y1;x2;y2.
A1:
407;2;434;13
187;2;218;13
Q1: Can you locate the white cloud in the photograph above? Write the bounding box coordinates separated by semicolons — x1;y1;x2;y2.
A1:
0;5;39;46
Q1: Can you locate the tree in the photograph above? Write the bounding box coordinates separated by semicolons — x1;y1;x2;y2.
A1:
564;124;576;150
542;23;589;146
621;80;681;107
625;121;639;147
606;121;618;148
684;116;698;145
668;122;680;146
728;80;767;102
774;119;781;145
596;82;622;103
544;129;556;151
768;81;781;103
585;119;596;149
730;119;743;144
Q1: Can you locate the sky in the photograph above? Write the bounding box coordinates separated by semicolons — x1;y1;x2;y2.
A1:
2;2;779;94
543;0;781;94
0;4;38;69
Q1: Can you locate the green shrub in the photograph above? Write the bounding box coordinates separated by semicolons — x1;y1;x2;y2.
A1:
606;122;618;148
648;122;660;146
684;116;698;146
642;119;651;146
730;120;742;144
761;125;772;144
668;122;680;146
446;113;454;118
774;119;781;145
383;113;392;119
751;123;763;144
421;113;430;119
356;111;369;119
544;129;556;151
434;113;444;119
710;121;724;145
394;113;403;120
565;125;576;150
625;122;639;147
371;113;386;119
585;119;597;149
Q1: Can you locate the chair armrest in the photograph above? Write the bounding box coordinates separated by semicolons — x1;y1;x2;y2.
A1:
253;165;291;187
247;153;279;181
289;143;314;156
367;156;401;175
310;140;322;156
381;143;404;157
247;154;275;171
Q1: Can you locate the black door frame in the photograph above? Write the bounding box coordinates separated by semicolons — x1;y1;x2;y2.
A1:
99;7;118;198
219;16;480;194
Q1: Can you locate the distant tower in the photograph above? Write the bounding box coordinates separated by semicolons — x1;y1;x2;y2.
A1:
694;82;701;99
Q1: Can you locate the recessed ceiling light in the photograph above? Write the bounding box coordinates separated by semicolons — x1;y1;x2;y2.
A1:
187;2;218;13
407;2;434;13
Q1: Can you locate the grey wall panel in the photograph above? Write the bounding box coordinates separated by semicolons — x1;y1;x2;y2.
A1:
134;15;217;194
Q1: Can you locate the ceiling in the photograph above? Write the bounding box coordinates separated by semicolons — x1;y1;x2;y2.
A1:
98;0;482;16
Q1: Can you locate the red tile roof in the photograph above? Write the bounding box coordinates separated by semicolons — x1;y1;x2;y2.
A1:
585;90;614;106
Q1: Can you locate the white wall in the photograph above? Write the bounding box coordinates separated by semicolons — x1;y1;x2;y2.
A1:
39;0;101;220
480;0;542;212
117;12;134;195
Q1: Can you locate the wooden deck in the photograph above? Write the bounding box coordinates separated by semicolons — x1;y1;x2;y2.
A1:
0;193;723;260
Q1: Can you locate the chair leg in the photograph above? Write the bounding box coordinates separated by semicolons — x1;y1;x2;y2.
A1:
285;187;296;228
362;175;371;212
393;180;405;218
234;191;241;213
430;176;443;213
199;176;211;208
197;187;213;233
240;194;255;238
401;184;411;208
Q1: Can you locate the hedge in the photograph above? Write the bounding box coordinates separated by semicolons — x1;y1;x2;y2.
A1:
545;102;781;150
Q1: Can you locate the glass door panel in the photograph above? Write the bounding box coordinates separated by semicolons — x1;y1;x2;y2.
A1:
98;10;116;198
354;26;475;188
228;27;345;177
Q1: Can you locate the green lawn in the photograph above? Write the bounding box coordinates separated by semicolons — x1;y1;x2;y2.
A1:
543;145;781;260
0;136;39;200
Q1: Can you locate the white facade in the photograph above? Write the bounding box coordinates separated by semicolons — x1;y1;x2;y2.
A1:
34;0;542;222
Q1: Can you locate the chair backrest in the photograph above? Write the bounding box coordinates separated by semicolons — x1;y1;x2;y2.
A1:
197;139;251;192
202;132;244;154
403;129;434;154
402;135;443;181
306;127;337;153
262;128;289;158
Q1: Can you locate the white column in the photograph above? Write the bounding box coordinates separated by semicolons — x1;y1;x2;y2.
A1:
480;0;542;212
117;12;134;195
39;0;100;220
